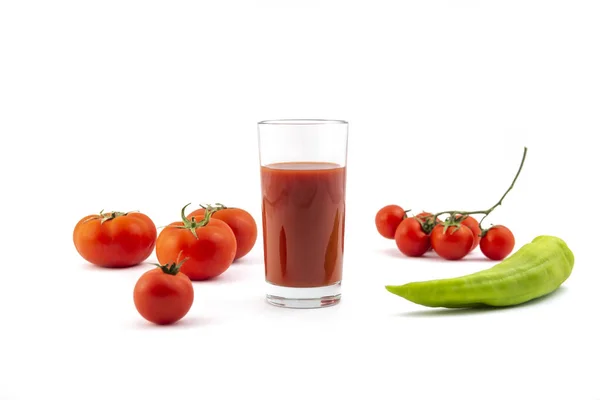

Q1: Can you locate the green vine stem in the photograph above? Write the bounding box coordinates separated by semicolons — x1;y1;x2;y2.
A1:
422;147;528;234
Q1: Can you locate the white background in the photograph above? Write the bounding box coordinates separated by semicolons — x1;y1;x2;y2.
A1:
1;1;599;399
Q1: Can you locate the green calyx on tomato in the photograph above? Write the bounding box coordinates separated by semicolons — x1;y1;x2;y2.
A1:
154;258;189;276
176;203;215;239
415;214;437;234
84;209;137;224
439;213;470;234
414;212;443;234
200;202;228;212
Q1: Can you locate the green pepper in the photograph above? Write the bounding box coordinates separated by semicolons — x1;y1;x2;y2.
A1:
385;235;574;308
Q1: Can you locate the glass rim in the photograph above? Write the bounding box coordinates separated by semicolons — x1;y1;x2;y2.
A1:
258;119;348;126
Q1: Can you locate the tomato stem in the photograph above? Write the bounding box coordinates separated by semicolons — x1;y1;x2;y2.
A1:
155;258;189;275
83;209;137;224
477;147;528;230
200;203;228;212
427;147;528;233
415;213;436;233
176;203;215;239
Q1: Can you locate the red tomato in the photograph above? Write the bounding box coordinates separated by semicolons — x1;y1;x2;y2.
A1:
394;217;431;257
431;224;474;260
375;205;406;239
457;215;482;251
134;261;194;325
156;207;237;281
187;206;257;260
73;211;157;267
480;225;515;260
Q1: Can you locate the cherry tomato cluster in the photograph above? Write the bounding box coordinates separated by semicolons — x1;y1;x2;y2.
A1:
73;203;258;325
376;205;515;261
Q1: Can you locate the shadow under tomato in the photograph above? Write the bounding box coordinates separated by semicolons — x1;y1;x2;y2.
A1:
130;315;213;330
392;286;568;318
378;248;438;259
378;247;493;262
190;268;244;286
231;255;262;266
79;261;157;271
419;254;492;263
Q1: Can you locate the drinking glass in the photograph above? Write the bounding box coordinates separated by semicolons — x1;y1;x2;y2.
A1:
258;119;348;308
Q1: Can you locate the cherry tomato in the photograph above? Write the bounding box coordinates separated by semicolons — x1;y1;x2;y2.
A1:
73;211;157;268
394;217;431;257
156;205;237;281
480;225;515;260
134;261;194;325
457;215;482;251
431;224;474;260
188;205;257;260
375;205;406;239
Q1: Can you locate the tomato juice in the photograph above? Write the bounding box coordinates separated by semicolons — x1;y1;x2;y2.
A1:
260;162;346;288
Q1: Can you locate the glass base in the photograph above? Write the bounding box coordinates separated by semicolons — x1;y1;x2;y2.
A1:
265;281;341;309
